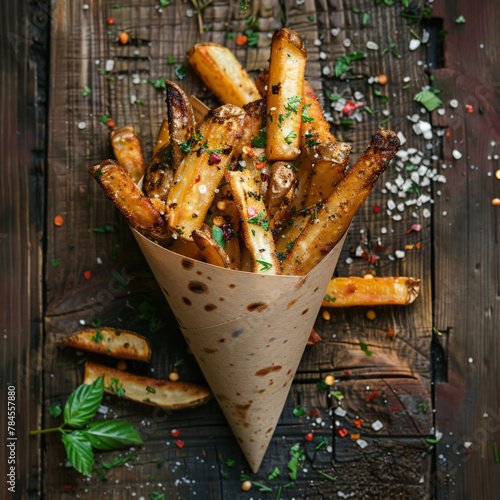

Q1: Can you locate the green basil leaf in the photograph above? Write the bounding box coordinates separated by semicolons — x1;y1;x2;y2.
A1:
82;421;143;450
62;431;95;476
64;376;104;428
212;225;225;249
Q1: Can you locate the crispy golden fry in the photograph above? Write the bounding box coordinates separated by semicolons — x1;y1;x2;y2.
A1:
266;29;307;161
322;277;421;307
301;81;336;144
226;169;281;275
167;238;204;261
265;162;296;218
275;212;309;256
167;105;245;240
110;126;147;185
143;143;175;202
255;70;269;98
282;130;400;275
150;197;167;215
89;160;170;244
291;149;314;210
233;99;266;159
240;244;253;272
269;185;295;234
166;81;196;169
188;42;261;107
59;328;151;361
84;360;212;410
153;117;170;156
304;141;352;207
193;223;235;269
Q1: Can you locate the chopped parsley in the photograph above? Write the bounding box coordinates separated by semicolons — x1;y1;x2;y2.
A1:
287;443;305;480
91;330;103;343
107;378;125;398
304;131;320;147
324;294;336;302
284;130;297;145
301;104;314;122
146;385;156;394
251;129;267;148
285;96;302;114
413;89;443;112
256;260;272;272
247;210;270;231
175;65;186;80
179;130;204;154
334;51;366;77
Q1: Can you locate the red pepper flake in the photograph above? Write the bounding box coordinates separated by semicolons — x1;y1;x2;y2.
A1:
391;407;399;411
208;152;221;165
361;251;368;260
171;429;180;437
247;207;257;217
107;118;115;127
387;327;394;339
261;173;269;182
107;18;114;24
416;242;421;249
54;215;64;226
308;409;321;419
368;254;380;264
342;101;364;117
465;449;472;455
64;485;72;491
129;473;132;477
353;419;364;429
372;205;380;213
194;174;201;183
366;390;379;402
343;369;351;375
176;439;184;448
407;224;422;234
304;432;314;441
465;104;473;114
338;428;348;438
84;270;91;280
108;474;114;478
255;161;266;170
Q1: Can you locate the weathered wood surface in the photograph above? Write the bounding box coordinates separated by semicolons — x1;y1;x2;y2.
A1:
0;0;47;498
4;0;497;498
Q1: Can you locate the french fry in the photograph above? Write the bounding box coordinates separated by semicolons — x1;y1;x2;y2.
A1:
265;162;296;218
282;130;400;275
89;159;170;245
110;126;147;185
167;237;204;261
301;81;336;144
304;141;352;207
143;143;175;202
255;70;269;98
266;28;307;161
322;277;421;307
187;42;261;107
58;328;151;362
269;185;296;234
84;360;212;410
153;117;170;156
226;169;281;275
233;99;267;159
166;81;196;169
192;223;236;269
167;105;245;240
240;244;253;272
291;149;314;210
275;212;309;256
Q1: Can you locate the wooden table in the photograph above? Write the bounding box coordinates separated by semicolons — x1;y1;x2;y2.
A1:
2;0;499;498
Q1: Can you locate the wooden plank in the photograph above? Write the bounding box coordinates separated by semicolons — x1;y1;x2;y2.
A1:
431;0;500;498
0;0;46;498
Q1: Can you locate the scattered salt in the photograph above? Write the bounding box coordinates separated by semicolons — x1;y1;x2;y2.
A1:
343;38;352;48
409;39;421;51
395;250;405;259
452;149;462;160
78;122;87;130
371;420;383;431
366;41;379;50
450;99;459;108
357;439;368;449
331;28;341;36
334;407;347;417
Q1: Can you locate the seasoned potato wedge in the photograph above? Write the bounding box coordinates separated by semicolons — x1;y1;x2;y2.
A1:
255;70;269;98
59;328;151;362
110;126;147;185
84;361;212;410
166;81;196;169
226;169;281;275
89;160;170;245
269;185;296;235
153;117;170;156
265;162;296;218
193;223;235;269
304;141;352;207
282;130;400;275
275;212;309;257
291;149;314;210
188;42;261;107
167;105;245;240
266;29;307;161
233;99;267;159
143;142;175;202
322;277;421;307
301;81;336;144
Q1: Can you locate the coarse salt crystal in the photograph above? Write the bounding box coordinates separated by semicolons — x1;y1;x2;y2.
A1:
371;420;383;431
452;149;462;160
343;38;351;48
409;39;421;51
387;199;396;210
79;319;86;325
450;99;459;108
322;66;331;76
105;59;115;72
392;214;402;221
357;439;368;449
198;185;207;194
395;250;405;259
319;51;327;60
464;442;472;448
314;39;322;46
78;122;87;130
345;257;353;264
397;131;406;145
423;208;431;218
468;357;473;363
331;28;341;36
334;407;347;417
366;41;379;50
437;108;446;116
381;227;387;234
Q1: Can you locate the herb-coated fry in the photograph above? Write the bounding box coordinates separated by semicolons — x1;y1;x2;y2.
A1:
301;81;336;144
89;160;170;244
226;169;281;275
269;185;296;235
266;28;307;161
265;162;296;218
193;223;235;269
188;42;261;107
143;142;175;202
84;361;212;410
110;126;147;185
233;99;266;159
59;328;151;362
322;277;421;307
282;130;400;275
167;105;245;240
275;212;309;257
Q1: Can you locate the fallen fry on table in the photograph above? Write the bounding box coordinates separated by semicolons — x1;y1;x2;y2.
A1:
84;360;213;410
188;42;261;107
281;130;400;276
322;277;421;307
110;126;147;185
89;159;170;245
58;328;151;362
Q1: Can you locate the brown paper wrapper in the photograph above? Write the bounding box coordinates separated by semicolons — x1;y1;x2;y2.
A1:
131;227;348;472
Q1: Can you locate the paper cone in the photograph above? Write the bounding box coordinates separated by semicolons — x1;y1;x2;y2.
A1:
131;228;348;472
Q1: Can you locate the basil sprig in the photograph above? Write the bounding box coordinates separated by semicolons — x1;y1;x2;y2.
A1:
31;376;143;476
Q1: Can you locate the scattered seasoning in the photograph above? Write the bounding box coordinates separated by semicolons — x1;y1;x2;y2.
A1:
293;405;305;417
175;65;187;79
107;18;114;24
494;442;499;462
319;472;337;482
414;89;443;112
119;32;129;44
54;215;64;226
378;74;388;85
49;403;62;419
322;310;331;321
107;118;115;127
366;390;379;402
168;371;179;382
366;310;376;320
236;35;248;45
146;385;156;394
334;51;366;77
251;481;272;492
175;439;184;448
51;259;59;268
84;270;91;280
337;428;348;438
331;391;344;401
418;403;427;412
455;15;466;23
171;429;180;437
353;419;363;429
304;432;313;441
241;480;252;491
360;342;373;356
492;198;500;206
324;375;334;386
